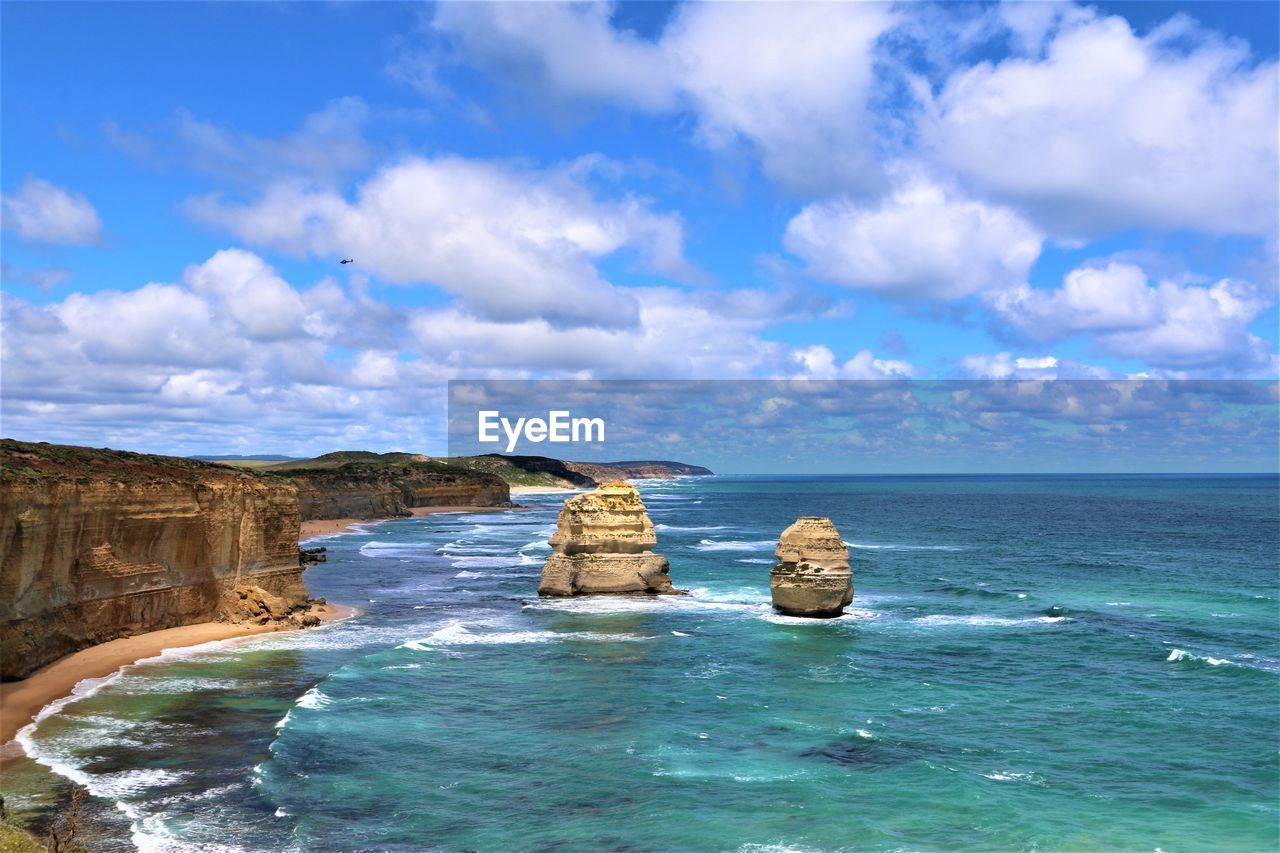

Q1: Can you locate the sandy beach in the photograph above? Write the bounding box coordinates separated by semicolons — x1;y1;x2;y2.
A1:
509;485;578;494
300;505;520;540
0;603;356;757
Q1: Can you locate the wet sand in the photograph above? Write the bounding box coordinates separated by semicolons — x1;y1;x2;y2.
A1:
0;604;356;758
300;506;520;540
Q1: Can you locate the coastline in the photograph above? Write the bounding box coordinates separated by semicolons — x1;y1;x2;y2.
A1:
0;603;357;761
300;505;519;540
509;485;578;494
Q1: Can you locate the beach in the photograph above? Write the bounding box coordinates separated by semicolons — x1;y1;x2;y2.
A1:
300;505;520;540
0;603;356;757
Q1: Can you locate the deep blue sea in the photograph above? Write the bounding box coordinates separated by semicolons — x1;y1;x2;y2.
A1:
10;475;1280;851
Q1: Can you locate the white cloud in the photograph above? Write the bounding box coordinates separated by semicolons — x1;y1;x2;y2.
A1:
662;1;897;195
1096;279;1272;370
56;283;235;368
408;287;797;379
987;263;1158;336
958;352;1061;379
2;249;873;453
1;178;102;245
432;2;678;111
956;352;1114;379
784;171;1042;299
432;1;899;196
183;249;307;342
187;156;694;329
987;262;1274;370
924;9;1279;236
791;345;916;380
999;1;1088;55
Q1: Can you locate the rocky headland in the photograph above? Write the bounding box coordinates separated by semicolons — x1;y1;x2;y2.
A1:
538;481;679;596
255;452;511;523
0;440;318;680
769;517;853;618
447;454;713;491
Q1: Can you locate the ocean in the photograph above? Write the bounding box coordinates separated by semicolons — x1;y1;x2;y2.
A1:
9;474;1279;851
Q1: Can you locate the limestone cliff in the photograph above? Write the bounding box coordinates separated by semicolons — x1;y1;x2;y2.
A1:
258;454;510;521
445;454;713;490
0;440;310;679
769;517;853;618
583;460;715;479
538;482;678;596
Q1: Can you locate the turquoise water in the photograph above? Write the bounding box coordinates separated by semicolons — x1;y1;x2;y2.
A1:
14;475;1280;851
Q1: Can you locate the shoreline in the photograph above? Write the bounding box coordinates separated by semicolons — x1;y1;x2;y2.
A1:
0;603;357;763
300;504;520;540
509;485;578;494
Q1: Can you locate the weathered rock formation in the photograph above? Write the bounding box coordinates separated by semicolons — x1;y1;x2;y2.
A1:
260;456;510;521
769;517;853;618
538;482;678;596
219;584;321;629
0;440;312;679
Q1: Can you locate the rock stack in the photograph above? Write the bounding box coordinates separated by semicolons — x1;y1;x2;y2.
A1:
769;517;853;618
538;481;678;596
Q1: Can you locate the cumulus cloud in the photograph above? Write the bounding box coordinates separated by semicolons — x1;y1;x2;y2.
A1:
923;8;1279;236
432;1;899;195
955;352;1112;379
987;262;1275;371
56;283;237;371
662;1;897;195
408;287;831;379
187;156;694;329
1;178;102;245
1;247;870;453
784;171;1042;299
791;345;916;380
433;2;678;111
182;249;308;342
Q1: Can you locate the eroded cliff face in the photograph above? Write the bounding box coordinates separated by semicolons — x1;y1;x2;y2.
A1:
0;440;309;679
264;461;510;521
769;516;853;618
539;481;678;596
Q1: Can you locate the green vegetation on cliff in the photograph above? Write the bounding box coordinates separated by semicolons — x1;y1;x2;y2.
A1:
255;454;510;521
1;440;254;485
438;454;597;488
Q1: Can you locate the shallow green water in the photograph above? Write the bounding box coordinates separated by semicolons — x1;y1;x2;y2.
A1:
14;475;1280;850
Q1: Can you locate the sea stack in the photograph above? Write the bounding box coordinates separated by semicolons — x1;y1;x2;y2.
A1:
769;517;853;618
538;481;678;596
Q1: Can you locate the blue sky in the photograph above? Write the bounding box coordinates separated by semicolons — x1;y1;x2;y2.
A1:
446;380;1279;474
2;1;1277;457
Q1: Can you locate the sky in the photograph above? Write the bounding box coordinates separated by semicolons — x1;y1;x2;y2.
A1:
1;1;1277;461
446;380;1279;474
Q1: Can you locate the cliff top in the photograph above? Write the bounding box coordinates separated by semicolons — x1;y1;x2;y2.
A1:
256;453;502;488
256;451;431;472
1;439;257;485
